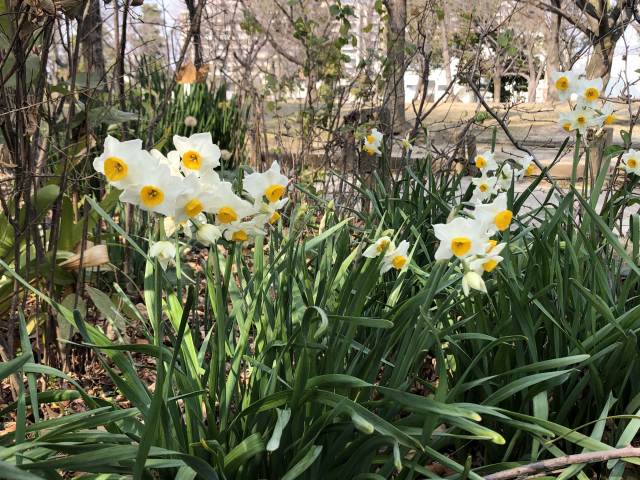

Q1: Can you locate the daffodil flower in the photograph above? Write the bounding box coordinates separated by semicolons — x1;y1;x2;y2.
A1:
551;70;579;102
496;163;517;190
222;218;265;242
564;107;598;134
434;217;488;261
556;111;575;133
149;241;176;271
209;182;255;223
173;173;217;224
472;174;498;200
576;78;603;108
515;156;535;180
596;102;616;127
119;163;186;216
461;271;487;296
402;133;413;151
243;161;289;206
474;151;498;174
469;242;506;274
199;169;232;192
93;135;145;189
195;223;222;246
173;132;221;177
363;128;383;155
623;149;640;175
150;149;181;177
474;193;513;232
257;198;289;225
381;240;410;273
363;236;395;258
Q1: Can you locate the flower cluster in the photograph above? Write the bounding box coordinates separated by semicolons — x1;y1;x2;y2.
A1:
363;237;411;273
93;133;289;269
471;150;534;200
433;193;511;296
552;70;615;134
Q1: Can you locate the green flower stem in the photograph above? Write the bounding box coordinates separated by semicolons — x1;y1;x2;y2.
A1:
190;217;203;230
571;132;581;190
159;214;167;242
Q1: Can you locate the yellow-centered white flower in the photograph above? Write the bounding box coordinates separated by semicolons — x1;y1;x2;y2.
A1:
173;173;216;225
363;236;395;258
119;163;185;216
223;218;266;242
472;174;498;200
257;198;289;225
199;169;232;192
596;102;615;127
515;155;535;179
150;149;181;177
93;135;144;189
243;161;288;206
149;241;176;271
564;107;598;134
461;271;487;297
173;132;221;177
551;70;579;102
556;111;575;133
474;193;513;232
434;217;488;261
363;128;383;155
623;149;640;175
474;151;498;174
381;240;410;273
402;132;413;151
209;182;255;223
469;241;506;274
496;163;515;190
195;223;222;246
576;77;603;108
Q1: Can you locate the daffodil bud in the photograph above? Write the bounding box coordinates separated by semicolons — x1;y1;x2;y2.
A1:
196;224;222;246
351;413;374;434
461;271;487;297
149;241;176;271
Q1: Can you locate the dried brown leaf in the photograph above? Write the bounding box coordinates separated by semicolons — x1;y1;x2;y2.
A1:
176;62;197;85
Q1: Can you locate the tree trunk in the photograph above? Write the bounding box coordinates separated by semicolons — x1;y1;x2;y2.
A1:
543;16;560;102
79;0;105;79
185;0;204;68
527;78;537;103
586;35;616;86
385;0;407;133
440;15;452;85
493;75;501;103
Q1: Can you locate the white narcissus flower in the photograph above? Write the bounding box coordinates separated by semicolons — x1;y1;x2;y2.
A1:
576;77;603;108
223;218;266;242
243;161;289;205
151;149;181;177
565;107;598;134
173;173;216;224
469;242;507;274
363;236;395;258
209;182;255;223
402;132;413;151
257;198;289;225
433;217;487;261
149;241;176;271
183;213;207;238
119;163;186;216
93;135;145;189
515;156;535;179
199;169;232;192
474;151;498;174
551;70;580;102
363;128;383;155
461;271;487;296
195;223;222;246
623;149;640;175
496;163;515;190
596;102;616;127
474;193;513;232
164;216;180;238
173;132;221;176
556;111;575;133
472;174;498;200
381;240;410;273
